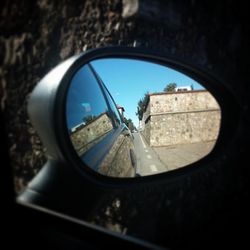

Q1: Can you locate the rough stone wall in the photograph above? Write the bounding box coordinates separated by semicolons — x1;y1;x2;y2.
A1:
100;136;135;177
143;91;221;146
150;110;220;146
71;122;135;178
150;90;219;113
70;113;113;156
142;117;151;146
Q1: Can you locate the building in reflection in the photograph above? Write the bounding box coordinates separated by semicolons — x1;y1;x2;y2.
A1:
117;105;125;118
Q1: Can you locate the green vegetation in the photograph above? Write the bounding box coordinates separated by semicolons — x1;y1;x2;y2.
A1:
124;117;136;131
136;92;149;121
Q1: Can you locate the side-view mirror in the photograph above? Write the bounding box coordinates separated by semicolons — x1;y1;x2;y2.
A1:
27;47;233;180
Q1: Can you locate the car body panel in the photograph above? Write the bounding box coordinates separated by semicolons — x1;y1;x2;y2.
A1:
66;63;137;177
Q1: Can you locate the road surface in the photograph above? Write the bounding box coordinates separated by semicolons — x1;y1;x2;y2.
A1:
133;132;216;176
133;132;168;176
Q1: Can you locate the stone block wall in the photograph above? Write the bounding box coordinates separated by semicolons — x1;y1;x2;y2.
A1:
150;110;221;146
70;112;113;155
150;90;219;114
142;90;221;146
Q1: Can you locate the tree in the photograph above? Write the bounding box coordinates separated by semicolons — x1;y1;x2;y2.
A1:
164;83;177;92
136;92;149;121
123;117;135;131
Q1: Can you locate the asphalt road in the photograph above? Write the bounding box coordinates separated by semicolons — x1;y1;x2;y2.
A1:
133;132;168;176
133;132;216;175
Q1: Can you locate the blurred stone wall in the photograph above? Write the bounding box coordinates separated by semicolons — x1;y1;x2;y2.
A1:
99;134;135;177
70;113;113;156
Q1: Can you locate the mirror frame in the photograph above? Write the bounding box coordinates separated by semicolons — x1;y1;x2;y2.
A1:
29;46;240;187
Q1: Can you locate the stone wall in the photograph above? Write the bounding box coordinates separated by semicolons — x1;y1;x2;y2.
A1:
70;112;135;177
70;112;113;156
150;90;219;113
99;134;135;178
142;90;221;146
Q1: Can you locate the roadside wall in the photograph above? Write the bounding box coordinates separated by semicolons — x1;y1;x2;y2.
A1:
142;90;221;146
70;113;113;155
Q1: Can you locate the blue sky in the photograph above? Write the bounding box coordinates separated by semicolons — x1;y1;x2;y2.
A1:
91;58;204;127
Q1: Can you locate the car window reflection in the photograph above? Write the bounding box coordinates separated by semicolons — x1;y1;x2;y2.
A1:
66;64;114;156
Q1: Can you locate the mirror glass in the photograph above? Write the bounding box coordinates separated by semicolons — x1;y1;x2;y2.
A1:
66;58;221;178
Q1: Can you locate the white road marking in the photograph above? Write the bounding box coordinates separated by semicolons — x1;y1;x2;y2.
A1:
147;154;152;159
145;149;149;153
150;164;157;172
139;134;147;149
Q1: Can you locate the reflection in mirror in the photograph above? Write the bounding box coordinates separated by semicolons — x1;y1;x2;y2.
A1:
66;58;221;178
